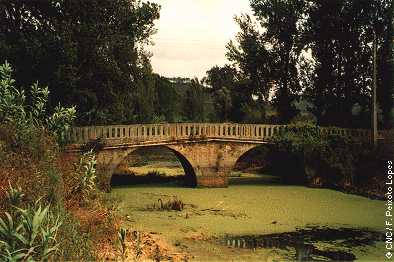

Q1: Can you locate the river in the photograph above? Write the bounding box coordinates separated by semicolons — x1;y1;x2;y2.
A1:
110;174;385;261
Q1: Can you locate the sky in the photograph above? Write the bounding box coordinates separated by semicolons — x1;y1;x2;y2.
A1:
147;0;252;79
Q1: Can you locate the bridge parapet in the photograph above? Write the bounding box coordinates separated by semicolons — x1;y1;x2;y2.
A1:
67;123;384;145
69;123;284;144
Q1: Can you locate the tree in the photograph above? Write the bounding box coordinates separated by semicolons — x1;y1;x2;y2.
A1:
0;0;160;125
392;0;394;129
304;0;392;128
155;75;180;122
226;0;391;127
250;0;305;123
381;0;394;129
205;65;237;91
226;14;272;103
205;65;237;121
184;79;213;122
227;0;305;123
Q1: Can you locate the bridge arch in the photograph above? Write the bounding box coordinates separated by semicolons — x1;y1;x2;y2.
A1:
166;147;197;187
230;143;310;185
231;144;271;173
97;145;198;190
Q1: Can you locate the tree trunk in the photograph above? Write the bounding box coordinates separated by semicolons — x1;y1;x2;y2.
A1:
372;31;378;146
391;0;394;129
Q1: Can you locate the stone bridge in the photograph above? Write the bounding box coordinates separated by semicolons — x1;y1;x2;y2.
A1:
66;123;388;190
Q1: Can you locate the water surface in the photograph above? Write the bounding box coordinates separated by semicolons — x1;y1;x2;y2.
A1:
110;175;385;261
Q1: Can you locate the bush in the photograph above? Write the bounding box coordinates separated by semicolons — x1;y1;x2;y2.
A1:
0;200;62;261
269;123;373;189
118;228;127;258
72;150;97;202
269;124;323;185
0;62;26;125
0;61;76;146
1;186;95;261
47;105;77;145
5;183;24;207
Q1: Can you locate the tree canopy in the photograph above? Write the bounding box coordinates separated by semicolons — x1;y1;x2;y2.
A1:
1;0;160;125
210;0;393;128
1;0;393;128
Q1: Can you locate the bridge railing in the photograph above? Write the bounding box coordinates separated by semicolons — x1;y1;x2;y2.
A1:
69;123;287;144
68;123;390;145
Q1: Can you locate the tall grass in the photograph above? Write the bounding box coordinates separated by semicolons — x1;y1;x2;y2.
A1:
0;185;62;261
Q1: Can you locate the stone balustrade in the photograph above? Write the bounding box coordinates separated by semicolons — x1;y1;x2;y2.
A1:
68;123;386;145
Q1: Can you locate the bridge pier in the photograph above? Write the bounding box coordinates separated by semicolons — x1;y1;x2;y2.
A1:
167;142;257;188
95;147;137;191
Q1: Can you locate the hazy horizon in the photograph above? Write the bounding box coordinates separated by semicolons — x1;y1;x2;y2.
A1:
147;0;252;79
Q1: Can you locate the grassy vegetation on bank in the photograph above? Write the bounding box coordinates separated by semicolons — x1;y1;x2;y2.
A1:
0;62;121;261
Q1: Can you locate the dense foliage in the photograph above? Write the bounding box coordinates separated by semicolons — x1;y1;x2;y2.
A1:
269;123;388;197
0;195;62;261
0;62;76;145
1;0;160;125
1;0;392;127
205;0;393;127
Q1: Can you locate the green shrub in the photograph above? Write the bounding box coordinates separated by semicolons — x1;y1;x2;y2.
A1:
0;62;76;146
0;202;62;261
0;61;26;125
270;123;363;188
73;150;97;201
47;105;77;145
5;183;25;207
269;124;321;184
2;185;95;261
0;62;115;261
